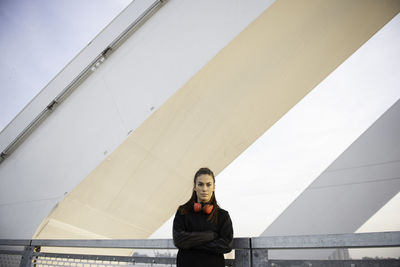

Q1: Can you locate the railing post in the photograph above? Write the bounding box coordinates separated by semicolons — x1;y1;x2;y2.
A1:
235;249;252;267
252;249;268;267
19;245;34;267
233;237;252;267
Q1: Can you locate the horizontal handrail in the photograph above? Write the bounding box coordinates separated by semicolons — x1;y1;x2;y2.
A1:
32;239;176;249
0;239;32;246
251;231;400;249
1;231;399;249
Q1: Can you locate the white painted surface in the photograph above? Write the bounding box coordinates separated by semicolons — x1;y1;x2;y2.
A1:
0;0;151;151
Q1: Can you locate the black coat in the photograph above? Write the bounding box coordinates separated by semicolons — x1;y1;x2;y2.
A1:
173;207;233;267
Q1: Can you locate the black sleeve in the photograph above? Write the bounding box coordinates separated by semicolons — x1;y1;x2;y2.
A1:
173;210;216;249
192;211;233;254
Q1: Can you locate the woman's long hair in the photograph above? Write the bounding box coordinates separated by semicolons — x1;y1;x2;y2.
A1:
178;167;220;224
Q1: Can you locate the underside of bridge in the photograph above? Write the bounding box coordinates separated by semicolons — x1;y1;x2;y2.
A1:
33;0;399;243
0;0;399;258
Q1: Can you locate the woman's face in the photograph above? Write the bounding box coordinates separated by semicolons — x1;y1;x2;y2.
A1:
194;174;215;203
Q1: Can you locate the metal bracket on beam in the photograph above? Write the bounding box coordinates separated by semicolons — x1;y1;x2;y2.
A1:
47;100;59;110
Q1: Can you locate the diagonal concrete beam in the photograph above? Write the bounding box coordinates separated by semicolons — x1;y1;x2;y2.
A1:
34;0;400;247
261;98;400;259
262;99;400;237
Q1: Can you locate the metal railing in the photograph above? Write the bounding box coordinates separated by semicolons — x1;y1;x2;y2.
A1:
0;231;399;266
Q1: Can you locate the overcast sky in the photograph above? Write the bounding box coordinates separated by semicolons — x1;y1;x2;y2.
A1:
0;0;399;259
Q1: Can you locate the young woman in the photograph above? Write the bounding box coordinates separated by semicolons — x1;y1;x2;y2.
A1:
173;167;233;267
